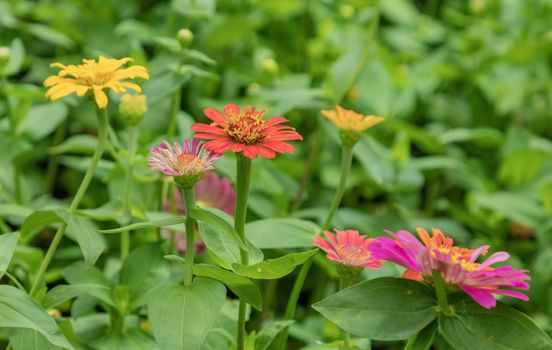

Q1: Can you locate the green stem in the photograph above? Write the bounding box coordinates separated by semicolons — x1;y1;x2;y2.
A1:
432;270;451;316
338;277;356;349
322;146;353;230
5;271;26;291
120;125;139;261
29;108;109;297
403;333;418;350
182;187;196;287
235;154;252;350
278;145;354;350
166;88;181;140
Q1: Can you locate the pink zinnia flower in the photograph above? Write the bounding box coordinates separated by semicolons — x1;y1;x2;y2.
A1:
163;172;236;253
314;229;382;269
368;228;530;309
191;104;303;159
148;139;221;178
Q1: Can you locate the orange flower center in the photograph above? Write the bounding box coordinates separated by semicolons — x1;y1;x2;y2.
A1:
337;245;370;265
174;153;206;174
223;108;267;144
77;70;114;86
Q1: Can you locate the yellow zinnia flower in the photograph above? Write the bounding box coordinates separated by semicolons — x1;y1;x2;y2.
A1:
321;105;384;133
44;56;149;109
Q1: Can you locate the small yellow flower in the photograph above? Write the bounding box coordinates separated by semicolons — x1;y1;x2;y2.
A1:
321;105;384;133
44;56;149;109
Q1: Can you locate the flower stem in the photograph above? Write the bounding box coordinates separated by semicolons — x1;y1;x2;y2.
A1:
339;277;354;349
278;146;354;350
29;108;109;297
322;146;353;230
182;187;196;287
120;125;139;261
166;87;181;140
431;270;451;316
235;154;252;350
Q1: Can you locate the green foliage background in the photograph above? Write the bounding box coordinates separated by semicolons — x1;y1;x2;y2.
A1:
2;0;552;349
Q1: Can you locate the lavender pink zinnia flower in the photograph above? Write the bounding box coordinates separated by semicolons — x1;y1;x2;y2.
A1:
368;227;530;309
163;172;236;253
314;229;382;269
148;139;222;186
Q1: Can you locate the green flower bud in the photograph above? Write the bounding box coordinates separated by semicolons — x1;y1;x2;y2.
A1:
177;28;194;48
174;173;203;189
260;58;279;75
118;94;147;125
0;47;10;65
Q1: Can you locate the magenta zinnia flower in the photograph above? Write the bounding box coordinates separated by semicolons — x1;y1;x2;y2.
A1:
369;228;530;308
163;172;236;253
148;139;222;187
314;229;382;269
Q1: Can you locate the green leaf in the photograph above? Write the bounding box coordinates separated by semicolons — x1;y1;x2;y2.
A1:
499;149;549;187
193;264;262;311
232;249;318;280
10;329;62;350
0;232;18;278
540;182;552;215
24;23;74;49
20;210;63;242
57;212;106;268
119;244;168;311
43;284;111;309
190;208;246;249
61;263;114;307
142;71;190;104
49;135;97;155
440;295;552;350
92;329;159;350
407;321;437;350
201;222;241;269
246;218;320;249
255;320;295;350
3;38;25;76
312;278;437;341
98;216;185;234
0;285;72;349
17;102;68;141
147;277;226;350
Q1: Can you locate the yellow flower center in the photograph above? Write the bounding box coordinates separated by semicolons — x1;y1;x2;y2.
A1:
223;109;266;144
337;245;370;265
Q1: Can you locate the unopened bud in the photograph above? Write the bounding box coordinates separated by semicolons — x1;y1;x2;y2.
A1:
47;309;62;318
0;47;10;64
177;29;194;48
339;4;355;20
119;94;147;125
260;58;279;75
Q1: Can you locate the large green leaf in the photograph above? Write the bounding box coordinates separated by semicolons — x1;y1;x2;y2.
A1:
43;284;110;309
255;320;295;350
245;218;320;249
232;249;318;279
0;285;72;349
98;216;185;234
0;232;18;278
20;210;105;267
440;295;552;350
193;263;262;311
147;277;226;350
10;329;62;350
313;278;437;341
58;212;106;268
190;207;246;249
119;244;168;311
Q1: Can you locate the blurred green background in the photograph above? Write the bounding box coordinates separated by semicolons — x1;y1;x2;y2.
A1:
2;0;552;348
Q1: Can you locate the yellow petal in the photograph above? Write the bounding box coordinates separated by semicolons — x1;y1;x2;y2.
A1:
112;65;149;81
93;88;108;109
118;81;142;93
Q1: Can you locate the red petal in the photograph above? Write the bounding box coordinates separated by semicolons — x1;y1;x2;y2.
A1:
262;140;295;153
265;116;289;126
191;124;226;135
203;108;225;123
193;133;229;140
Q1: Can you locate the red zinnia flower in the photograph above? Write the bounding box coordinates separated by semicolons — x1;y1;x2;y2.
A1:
191;104;303;159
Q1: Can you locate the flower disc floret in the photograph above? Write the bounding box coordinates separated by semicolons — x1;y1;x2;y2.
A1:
44;56;149;109
148;139;222;188
369;227;530;308
314;229;382;269
191;104;303;159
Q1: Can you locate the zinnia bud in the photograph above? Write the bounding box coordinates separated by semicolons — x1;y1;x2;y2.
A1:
118;94;147;125
177;28;194;48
